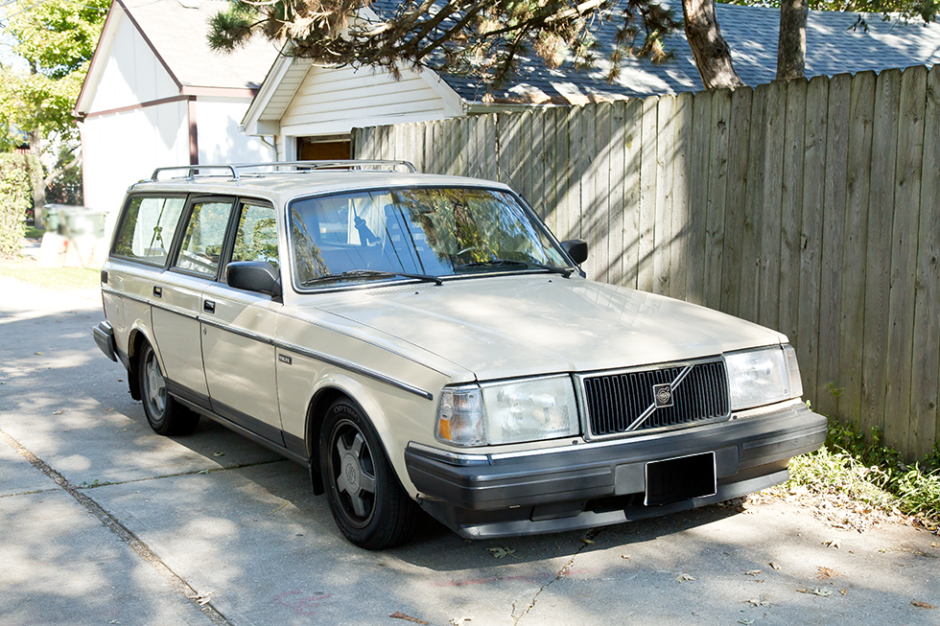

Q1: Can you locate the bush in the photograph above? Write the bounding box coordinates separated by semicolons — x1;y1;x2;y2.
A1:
786;419;940;524
0;153;38;258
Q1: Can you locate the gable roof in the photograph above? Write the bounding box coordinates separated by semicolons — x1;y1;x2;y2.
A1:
438;3;940;104
76;0;279;115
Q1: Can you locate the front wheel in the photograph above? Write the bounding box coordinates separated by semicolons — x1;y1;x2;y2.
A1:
320;399;418;549
139;342;200;436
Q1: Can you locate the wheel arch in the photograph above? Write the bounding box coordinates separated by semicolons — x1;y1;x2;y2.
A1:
304;377;409;497
126;326;153;401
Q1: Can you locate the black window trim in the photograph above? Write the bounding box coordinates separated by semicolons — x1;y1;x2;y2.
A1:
166;194;280;287
167;195;240;282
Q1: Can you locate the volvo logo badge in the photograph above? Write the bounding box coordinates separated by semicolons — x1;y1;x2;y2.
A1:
653;383;674;408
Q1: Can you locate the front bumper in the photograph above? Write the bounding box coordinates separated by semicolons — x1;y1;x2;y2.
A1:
405;400;826;538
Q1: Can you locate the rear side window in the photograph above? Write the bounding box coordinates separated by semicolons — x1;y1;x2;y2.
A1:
112;196;186;266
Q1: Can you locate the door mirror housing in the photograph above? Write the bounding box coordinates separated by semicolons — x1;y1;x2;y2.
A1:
226;261;282;298
561;239;588;265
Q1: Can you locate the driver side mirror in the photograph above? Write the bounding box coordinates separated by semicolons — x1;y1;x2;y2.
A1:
226;261;282;298
561;240;588;265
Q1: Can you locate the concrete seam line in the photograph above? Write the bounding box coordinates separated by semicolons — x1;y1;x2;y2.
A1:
512;527;604;625
0;427;235;626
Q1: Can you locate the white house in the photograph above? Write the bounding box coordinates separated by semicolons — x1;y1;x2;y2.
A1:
74;0;280;222
240;3;940;160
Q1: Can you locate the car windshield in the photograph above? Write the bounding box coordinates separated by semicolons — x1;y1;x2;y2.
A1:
289;187;570;287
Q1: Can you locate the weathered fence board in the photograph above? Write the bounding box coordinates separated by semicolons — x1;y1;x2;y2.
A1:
862;68;901;438
703;89;730;311
815;73;850;419
885;66;927;450
797;75;828;402
780;79;806;353
910;65;940;459
351;65;940;460
837;70;876;429
725;87;755;319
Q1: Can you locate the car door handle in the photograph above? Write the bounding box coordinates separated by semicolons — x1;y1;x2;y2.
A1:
204;300;215;313
153;286;162;298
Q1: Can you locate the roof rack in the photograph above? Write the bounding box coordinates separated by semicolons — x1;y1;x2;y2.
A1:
147;160;418;183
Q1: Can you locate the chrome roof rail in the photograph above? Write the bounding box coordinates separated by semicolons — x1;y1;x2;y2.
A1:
148;160;417;182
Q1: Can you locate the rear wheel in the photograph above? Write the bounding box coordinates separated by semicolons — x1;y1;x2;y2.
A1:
320;399;418;549
139;342;200;436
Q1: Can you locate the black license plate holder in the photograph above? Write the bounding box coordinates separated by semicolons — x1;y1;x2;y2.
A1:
644;452;717;506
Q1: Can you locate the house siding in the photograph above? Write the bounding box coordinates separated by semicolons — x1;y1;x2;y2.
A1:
195;98;274;165
82;101;189;219
88;10;178;113
280;66;451;135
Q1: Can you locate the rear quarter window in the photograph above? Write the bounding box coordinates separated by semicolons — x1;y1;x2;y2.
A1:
112;196;186;266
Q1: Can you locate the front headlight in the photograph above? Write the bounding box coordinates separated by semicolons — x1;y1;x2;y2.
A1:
725;344;803;411
436;376;579;446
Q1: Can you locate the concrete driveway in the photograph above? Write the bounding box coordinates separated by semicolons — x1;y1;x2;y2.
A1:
1;277;937;626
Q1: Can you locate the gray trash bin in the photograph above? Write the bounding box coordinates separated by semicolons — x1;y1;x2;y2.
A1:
41;204;66;232
59;206;107;239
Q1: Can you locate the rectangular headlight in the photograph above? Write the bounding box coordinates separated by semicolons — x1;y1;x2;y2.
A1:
436;376;579;446
725;345;803;411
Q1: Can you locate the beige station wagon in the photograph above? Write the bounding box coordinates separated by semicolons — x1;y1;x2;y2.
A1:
93;160;827;549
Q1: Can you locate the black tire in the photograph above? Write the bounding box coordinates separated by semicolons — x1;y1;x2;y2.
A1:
138;342;200;436
320;399;419;549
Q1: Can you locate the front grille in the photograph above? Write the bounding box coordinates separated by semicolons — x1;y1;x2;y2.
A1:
582;360;729;437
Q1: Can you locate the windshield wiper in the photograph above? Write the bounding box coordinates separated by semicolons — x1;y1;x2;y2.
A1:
454;259;574;278
302;269;442;286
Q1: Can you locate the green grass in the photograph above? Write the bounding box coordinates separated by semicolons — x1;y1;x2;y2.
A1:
0;260;100;292
23;225;44;239
783;418;940;526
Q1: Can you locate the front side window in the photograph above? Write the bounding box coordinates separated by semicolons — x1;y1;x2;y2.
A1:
112;196;186;266
232;202;279;267
173;200;235;277
289;187;569;288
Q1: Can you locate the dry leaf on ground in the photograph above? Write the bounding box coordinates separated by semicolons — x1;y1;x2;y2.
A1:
797;587;832;597
675;573;696;582
769;561;781;570
390;612;429;624
817;566;838;579
744;570;762;576
486;547;520;559
824;539;841;549
745;596;769;607
912;601;937;609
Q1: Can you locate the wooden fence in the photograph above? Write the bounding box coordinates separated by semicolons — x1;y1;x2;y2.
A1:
352;65;940;461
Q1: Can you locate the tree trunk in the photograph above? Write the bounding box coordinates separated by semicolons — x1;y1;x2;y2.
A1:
681;0;745;90
28;130;46;229
777;0;807;80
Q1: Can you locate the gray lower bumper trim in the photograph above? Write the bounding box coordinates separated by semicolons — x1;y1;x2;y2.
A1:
93;321;117;362
420;469;788;539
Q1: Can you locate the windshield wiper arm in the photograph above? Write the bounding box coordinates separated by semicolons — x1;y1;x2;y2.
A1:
454;259;574;278
302;269;442;286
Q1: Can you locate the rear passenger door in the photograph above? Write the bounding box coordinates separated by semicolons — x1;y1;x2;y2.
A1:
200;200;283;444
152;196;237;408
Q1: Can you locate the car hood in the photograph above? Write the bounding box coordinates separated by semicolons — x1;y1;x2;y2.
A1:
303;275;786;381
